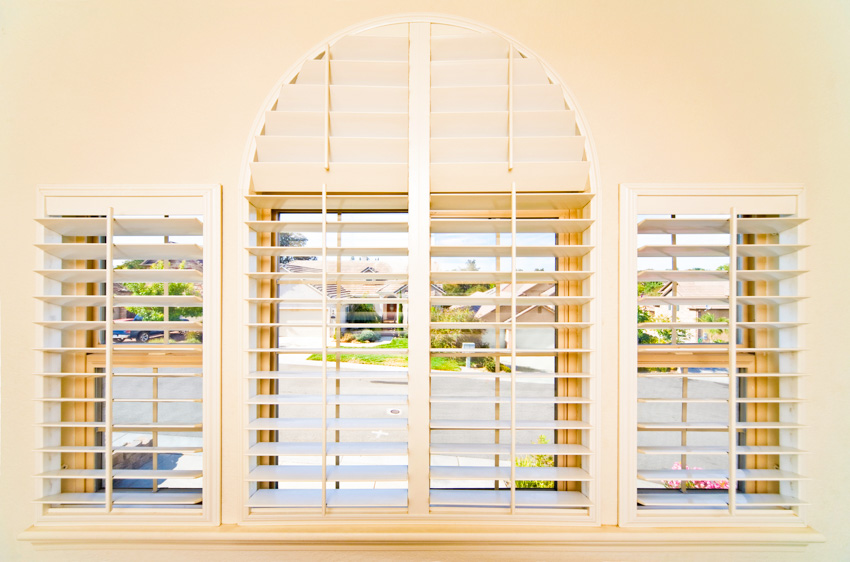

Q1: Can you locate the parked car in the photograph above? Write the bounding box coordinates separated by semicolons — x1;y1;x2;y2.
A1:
112;315;187;343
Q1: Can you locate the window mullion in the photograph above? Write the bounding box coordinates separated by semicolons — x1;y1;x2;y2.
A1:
406;20;432;516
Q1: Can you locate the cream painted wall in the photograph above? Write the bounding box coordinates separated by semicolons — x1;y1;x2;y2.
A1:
1;1;849;560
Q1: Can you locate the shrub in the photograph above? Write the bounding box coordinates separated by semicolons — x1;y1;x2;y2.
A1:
430;306;485;349
346;303;380;324
482;356;509;373
184;331;202;344
663;462;729;489
340;332;356;343
505;435;554;489
356;329;379;343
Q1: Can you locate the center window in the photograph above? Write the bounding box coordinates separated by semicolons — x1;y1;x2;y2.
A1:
243;20;597;520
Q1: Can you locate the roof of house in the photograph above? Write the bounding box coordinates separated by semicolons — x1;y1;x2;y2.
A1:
283;259;395;274
660;280;729;299
282;261;406;298
447;283;556;320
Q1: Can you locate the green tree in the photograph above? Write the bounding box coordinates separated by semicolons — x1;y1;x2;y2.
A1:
442;259;495;295
637;306;660;344
638;281;664;343
637;308;688;344
118;260;202;321
116;259;147;269
278;232;316;266
638;281;663;296
637;281;690;343
697;312;729;343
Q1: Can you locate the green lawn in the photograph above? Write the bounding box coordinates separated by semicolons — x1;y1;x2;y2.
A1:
306;338;462;371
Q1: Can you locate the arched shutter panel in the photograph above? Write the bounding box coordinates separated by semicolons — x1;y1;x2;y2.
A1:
245;21;598;519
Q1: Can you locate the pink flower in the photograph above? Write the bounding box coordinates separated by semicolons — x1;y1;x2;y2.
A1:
663;462;729;490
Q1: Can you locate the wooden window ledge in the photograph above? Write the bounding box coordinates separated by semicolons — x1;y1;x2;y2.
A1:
20;524;824;551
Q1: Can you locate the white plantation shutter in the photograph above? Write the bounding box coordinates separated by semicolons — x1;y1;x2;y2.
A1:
34;185;220;521
251;24;409;194
428;23;596;517
244;192;411;513
429;23;590;193
622;185;807;524
428;190;596;515
245;24;412;514
244;20;597;520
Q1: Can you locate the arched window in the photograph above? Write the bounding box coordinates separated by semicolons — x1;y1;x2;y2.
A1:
243;19;599;520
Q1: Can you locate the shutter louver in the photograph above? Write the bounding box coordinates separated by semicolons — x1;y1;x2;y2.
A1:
35;186;218;520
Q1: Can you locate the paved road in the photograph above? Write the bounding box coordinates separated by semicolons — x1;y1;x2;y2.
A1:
109;348;729;491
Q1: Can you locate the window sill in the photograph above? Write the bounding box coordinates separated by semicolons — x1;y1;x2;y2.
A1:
20;524;824;551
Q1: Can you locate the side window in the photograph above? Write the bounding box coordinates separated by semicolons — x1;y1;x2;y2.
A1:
34;186;220;522
621;186;807;525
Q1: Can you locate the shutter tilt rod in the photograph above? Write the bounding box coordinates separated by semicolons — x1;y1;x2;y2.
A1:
321;185;328;515
508;44;514;171
728;207;738;514
510;182;517;513
324;44;330;171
